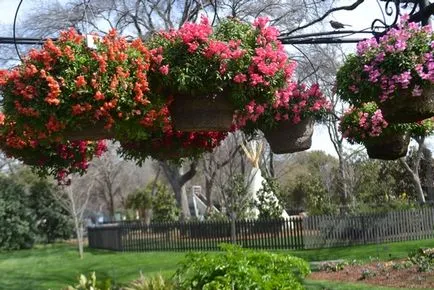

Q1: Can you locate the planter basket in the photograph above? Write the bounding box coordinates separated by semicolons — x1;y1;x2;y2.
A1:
364;133;410;160
264;117;314;154
120;140;190;161
168;92;234;132
379;87;434;123
63;121;114;141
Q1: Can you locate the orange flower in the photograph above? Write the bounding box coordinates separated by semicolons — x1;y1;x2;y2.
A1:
45;116;64;133
0;113;5;125
75;75;87;87
71;104;85;115
94;91;105;101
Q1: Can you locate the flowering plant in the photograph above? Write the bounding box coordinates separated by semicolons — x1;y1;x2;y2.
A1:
238;82;330;134
0;113;107;183
336;15;434;106
0;28;152;142
339;102;434;144
119;103;228;163
146;17;296;112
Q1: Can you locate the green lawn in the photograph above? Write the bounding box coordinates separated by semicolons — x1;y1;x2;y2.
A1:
0;239;433;290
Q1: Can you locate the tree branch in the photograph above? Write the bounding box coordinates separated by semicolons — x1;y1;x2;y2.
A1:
282;0;365;36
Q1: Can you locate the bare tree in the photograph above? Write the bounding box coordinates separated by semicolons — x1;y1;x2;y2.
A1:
400;137;427;204
87;143;154;219
201;132;244;212
53;173;97;259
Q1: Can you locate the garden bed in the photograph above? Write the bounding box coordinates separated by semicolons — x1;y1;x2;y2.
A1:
309;259;434;289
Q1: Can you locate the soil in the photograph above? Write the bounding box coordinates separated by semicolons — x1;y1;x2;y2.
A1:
308;260;434;289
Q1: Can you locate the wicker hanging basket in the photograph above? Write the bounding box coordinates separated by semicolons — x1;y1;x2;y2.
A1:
168;92;234;132
264;117;314;154
63;121;114;141
364;133;410;160
379;87;434;123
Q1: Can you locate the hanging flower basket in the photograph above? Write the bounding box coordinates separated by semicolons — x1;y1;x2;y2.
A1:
364;133;410;160
339;102;434;160
118;104;229;162
168;92;234;132
146;17;297;132
380;87;434;123
0;113;108;183
63;121;114;141
0;28;152;143
335;16;434;123
264;117;314;154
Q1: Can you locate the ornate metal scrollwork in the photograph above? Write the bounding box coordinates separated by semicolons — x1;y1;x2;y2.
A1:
371;0;423;36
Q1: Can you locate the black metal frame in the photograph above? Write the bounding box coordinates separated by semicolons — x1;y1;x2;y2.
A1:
0;0;433;47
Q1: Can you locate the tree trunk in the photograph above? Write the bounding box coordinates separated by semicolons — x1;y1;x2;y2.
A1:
399;158;426;204
338;158;349;214
172;182;191;220
422;147;434;202
74;215;84;259
160;161;197;220
205;175;215;213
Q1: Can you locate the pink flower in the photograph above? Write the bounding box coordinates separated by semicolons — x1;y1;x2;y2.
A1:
233;73;247;83
159;65;169;75
253;17;269;29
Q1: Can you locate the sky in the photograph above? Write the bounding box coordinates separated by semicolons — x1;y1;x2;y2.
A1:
0;0;431;157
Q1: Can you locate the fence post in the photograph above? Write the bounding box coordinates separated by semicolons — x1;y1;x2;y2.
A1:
361;215;366;245
230;213;236;244
116;224;123;251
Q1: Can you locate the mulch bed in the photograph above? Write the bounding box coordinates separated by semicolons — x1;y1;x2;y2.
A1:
309;260;434;289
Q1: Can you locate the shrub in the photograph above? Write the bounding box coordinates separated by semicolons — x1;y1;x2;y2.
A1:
152;183;179;222
409;248;434;272
255;178;284;219
173;244;310;289
0;175;36;250
124;274;174;290
63;272;113;290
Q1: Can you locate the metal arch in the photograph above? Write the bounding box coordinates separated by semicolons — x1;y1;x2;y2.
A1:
371;0;423;36
2;0;433;48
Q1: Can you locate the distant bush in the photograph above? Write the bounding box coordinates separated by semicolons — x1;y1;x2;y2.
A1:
0;176;36;250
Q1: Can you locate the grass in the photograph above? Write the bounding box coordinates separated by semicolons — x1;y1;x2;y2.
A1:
0;238;433;290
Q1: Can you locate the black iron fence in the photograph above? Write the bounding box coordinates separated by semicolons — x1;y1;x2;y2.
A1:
88;218;304;251
88;207;434;252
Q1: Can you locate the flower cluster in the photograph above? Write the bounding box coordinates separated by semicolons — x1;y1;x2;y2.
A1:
0;113;107;183
0;28;152;142
146;16;296;111
336;15;434;106
238;81;330;135
339;102;434;144
339;102;389;144
119;103;228;163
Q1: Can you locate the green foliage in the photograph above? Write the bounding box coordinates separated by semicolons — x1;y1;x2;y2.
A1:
204;209;229;221
0;175;36;250
124;274;174;290
359;269;376;280
255;178;283;219
318;261;348;272
173;244;310;290
408;248;434;272
28;180;73;243
63;272;113;290
126;185;153;220
222;174;254;219
278;151;339;215
152;183;179;223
